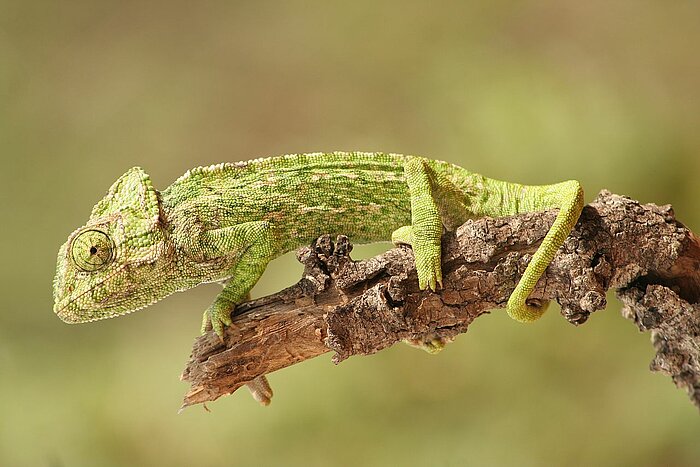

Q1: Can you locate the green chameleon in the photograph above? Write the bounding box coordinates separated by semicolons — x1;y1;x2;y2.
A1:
54;152;583;339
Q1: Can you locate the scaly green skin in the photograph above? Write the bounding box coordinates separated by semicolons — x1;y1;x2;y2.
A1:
53;152;584;341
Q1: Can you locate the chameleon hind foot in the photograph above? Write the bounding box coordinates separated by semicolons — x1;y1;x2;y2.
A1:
392;225;443;291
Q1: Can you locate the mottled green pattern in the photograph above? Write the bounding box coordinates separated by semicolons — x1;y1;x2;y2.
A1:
53;152;584;336
162;152;412;251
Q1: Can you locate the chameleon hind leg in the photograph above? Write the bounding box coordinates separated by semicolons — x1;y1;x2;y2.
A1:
392;158;446;291
392;158;475;353
506;180;584;322
392;157;471;291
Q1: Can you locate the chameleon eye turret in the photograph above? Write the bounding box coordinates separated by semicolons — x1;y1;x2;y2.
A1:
70;229;114;272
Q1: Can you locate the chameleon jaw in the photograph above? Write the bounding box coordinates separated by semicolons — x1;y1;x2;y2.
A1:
53;266;144;324
53;293;154;324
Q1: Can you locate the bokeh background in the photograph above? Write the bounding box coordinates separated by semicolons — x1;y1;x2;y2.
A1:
2;1;699;466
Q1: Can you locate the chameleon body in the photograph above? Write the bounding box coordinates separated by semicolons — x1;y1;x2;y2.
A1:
53;152;584;338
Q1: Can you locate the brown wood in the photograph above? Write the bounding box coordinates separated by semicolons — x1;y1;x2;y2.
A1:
180;191;700;410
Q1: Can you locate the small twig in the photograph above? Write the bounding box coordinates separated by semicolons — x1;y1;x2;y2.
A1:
180;191;700;410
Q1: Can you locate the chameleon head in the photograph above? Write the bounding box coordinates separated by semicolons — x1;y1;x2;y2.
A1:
53;167;175;323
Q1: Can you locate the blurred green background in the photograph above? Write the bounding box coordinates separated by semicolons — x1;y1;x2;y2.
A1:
1;1;699;466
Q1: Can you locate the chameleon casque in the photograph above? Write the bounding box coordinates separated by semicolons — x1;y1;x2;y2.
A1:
54;152;584;343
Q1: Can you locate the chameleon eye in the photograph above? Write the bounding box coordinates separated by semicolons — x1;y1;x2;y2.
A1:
71;229;114;272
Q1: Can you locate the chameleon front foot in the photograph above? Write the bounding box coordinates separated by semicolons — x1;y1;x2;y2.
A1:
201;303;234;339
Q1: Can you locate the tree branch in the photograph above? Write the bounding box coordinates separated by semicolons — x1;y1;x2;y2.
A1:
180;191;700;410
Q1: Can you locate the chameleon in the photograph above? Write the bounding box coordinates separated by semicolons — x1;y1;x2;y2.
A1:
53;152;583;339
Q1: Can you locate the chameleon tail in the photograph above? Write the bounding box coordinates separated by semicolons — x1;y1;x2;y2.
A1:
506;180;584;322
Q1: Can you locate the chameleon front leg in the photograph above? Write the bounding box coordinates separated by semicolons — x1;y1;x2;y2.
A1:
506;180;584;322
198;222;277;405
199;221;274;337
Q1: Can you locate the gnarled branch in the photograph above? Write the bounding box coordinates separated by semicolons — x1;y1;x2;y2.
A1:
180;191;700;410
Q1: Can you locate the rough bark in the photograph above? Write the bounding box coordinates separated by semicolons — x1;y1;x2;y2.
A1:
180;191;700;410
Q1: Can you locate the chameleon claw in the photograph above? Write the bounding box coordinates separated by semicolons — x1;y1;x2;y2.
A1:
201;305;234;342
418;257;443;291
200;310;211;334
221;311;233;327
420;275;441;292
211;319;225;342
393;225;444;292
418;268;441;291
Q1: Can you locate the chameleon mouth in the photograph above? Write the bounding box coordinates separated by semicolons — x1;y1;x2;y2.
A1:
52;259;135;323
53;278;120;324
53;274;158;324
53;296;99;324
53;303;83;323
53;280;104;323
53;296;136;324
